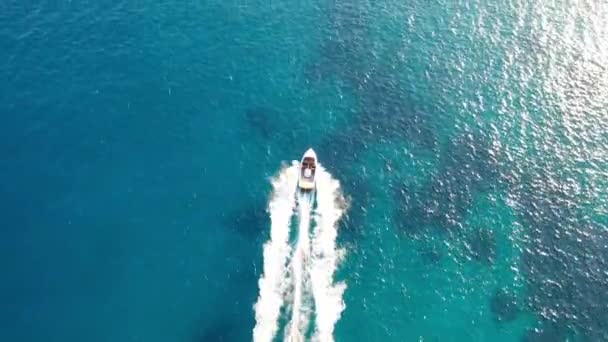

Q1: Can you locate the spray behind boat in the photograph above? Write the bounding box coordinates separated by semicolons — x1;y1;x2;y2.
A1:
253;152;347;342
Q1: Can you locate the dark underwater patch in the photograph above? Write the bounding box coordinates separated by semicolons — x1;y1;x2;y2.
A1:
521;323;569;342
357;82;438;150
245;107;277;139
466;228;496;265
192;256;258;342
339;201;366;244
419;244;442;265
223;202;268;239
309;0;373;84
336;170;374;246
308;35;370;85
321;128;369;177
446;134;498;206
394;132;501;238
307;2;607;341
310;0;506;302
514;173;608;340
394;188;432;239
193;320;236;342
311;0;438;153
490;288;519;323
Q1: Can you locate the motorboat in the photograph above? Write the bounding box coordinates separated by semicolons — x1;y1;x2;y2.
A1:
298;148;317;192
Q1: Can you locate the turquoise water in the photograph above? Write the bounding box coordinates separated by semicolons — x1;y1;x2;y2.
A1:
1;0;607;341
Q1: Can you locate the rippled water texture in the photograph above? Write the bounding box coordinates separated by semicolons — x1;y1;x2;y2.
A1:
318;1;608;341
1;0;607;341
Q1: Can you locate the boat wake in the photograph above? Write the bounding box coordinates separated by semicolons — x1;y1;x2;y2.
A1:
253;162;347;342
253;162;299;342
309;166;347;342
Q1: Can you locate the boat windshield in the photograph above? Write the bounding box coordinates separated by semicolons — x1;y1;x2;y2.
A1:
302;157;316;169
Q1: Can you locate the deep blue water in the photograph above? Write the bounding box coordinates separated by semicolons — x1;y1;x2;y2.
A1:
1;1;607;341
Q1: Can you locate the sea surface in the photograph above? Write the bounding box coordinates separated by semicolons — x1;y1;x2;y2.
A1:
1;0;608;341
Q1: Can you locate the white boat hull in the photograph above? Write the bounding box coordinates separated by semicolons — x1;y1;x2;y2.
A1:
298;148;317;191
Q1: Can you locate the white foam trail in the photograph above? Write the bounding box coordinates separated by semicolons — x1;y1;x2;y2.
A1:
286;194;312;342
310;164;347;342
253;162;299;342
253;161;347;342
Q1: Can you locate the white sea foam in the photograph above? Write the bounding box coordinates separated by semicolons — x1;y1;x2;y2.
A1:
254;161;347;342
253;162;299;342
310;165;347;342
285;193;311;342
